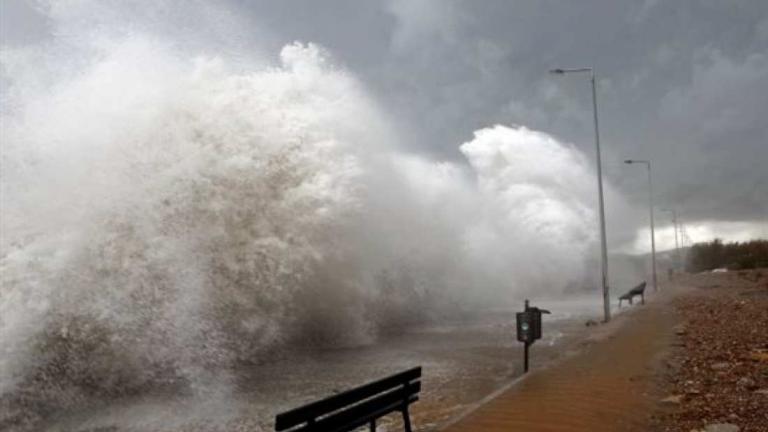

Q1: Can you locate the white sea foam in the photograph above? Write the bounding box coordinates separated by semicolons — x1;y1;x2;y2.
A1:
1;1;608;426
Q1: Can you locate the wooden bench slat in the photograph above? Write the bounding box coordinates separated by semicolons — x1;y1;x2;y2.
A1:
290;387;419;432
619;282;646;298
619;281;647;307
275;367;421;430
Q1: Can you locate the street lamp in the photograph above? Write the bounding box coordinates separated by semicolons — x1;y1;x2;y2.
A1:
624;159;658;292
661;208;681;270
550;67;610;322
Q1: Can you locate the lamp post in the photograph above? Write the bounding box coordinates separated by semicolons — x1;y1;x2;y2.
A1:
661;208;681;270
624;159;658;292
550;67;610;322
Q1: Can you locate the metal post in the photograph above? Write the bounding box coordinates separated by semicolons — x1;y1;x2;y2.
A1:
523;299;530;373
646;163;658;291
550;67;611;322
590;72;611;322
671;210;680;269
661;208;681;271
672;210;680;269
625;159;658;292
524;342;530;373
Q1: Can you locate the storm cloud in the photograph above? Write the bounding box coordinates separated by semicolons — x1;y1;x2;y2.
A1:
2;0;767;248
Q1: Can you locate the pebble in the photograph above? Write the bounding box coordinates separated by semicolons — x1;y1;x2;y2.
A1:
660;394;683;404
736;377;756;389
703;423;740;432
710;362;730;371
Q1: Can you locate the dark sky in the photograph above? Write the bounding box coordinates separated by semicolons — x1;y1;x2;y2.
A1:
242;1;768;226
2;0;767;246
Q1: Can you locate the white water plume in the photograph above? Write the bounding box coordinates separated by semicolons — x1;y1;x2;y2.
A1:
1;3;604;428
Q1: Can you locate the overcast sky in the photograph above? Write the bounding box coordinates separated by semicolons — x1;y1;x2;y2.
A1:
2;0;767;250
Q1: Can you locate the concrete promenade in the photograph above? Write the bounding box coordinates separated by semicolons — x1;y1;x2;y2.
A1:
443;302;675;432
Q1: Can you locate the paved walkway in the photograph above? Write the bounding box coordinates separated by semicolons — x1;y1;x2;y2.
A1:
443;303;675;432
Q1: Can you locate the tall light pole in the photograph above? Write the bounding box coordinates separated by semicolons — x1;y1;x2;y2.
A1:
661;208;681;270
624;159;658;292
550;67;610;322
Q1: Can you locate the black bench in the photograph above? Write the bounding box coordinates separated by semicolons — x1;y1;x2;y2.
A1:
618;281;646;307
274;367;421;432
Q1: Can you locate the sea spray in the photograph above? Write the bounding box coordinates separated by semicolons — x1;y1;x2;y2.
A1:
0;39;387;425
460;125;598;292
1;7;607;428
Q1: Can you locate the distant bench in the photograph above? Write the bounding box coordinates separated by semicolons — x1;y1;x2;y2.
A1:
618;281;646;307
274;367;421;432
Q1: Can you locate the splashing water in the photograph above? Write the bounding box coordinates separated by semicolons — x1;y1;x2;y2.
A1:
0;3;604;428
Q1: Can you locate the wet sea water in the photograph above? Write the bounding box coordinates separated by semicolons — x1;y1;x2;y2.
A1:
42;296;619;432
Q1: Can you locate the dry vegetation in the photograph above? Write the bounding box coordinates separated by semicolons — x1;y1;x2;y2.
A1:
686;239;768;273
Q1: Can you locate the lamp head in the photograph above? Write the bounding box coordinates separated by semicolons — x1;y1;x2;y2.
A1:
549;68;565;75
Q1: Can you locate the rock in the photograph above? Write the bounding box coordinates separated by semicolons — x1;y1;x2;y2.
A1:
736;377;757;389
585;319;599;327
710;362;730;371
660;394;683;404
754;388;768;395
703;423;739;432
674;324;687;335
748;350;768;362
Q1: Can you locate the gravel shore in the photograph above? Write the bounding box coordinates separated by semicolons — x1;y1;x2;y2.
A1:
651;270;768;432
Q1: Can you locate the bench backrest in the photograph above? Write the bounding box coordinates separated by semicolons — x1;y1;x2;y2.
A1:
628;281;646;295
275;367;421;432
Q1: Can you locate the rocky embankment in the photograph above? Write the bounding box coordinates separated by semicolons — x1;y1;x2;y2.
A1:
653;270;768;432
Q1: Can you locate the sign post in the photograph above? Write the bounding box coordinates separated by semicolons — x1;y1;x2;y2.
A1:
516;299;550;373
